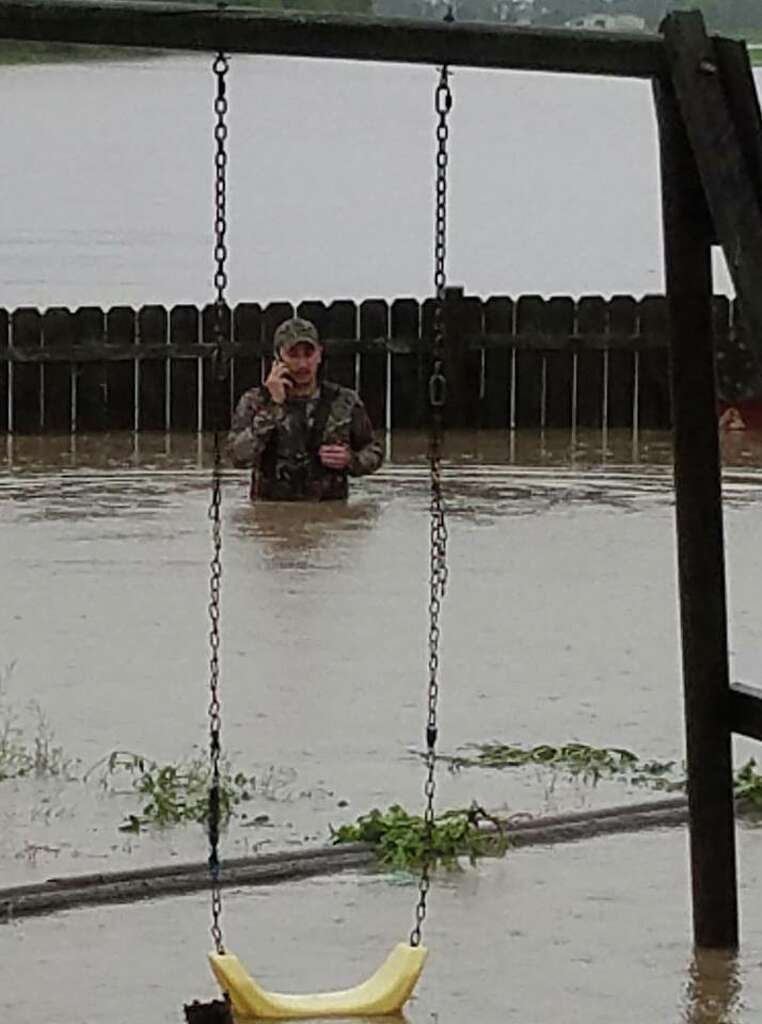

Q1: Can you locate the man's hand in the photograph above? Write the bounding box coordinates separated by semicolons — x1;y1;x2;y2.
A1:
318;444;351;471
264;362;293;404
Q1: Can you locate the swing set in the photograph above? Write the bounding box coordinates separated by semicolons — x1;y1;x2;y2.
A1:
5;2;762;1020
201;39;450;1020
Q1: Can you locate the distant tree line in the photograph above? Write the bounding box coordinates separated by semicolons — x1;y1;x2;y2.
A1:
529;0;762;30
126;0;762;30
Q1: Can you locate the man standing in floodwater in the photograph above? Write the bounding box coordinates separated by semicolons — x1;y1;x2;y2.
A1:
227;317;384;500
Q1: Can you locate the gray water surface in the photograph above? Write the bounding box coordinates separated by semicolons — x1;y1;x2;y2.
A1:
2;55;754;308
2;428;762;1021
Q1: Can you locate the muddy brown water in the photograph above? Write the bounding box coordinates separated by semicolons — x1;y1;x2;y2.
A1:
2;427;762;1022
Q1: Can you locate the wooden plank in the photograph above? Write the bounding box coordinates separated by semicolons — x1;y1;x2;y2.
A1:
390;299;422;430
638;295;671;429
472;331;662;353
576;296;606;428
41;308;73;432
714;38;762;211
544;296;574;429
202;303;232;432
482;297;513;429
0;3;668;79
729;682;762;742
2;334;666;361
296;300;328;341
607;296;637;428
358;299;388;431
662;11;762;367
10;308;42;434
170;305;200;432
711;296;733;402
0;309;7;434
445;291;482;429
73;306;107;432
137;305;167;432
723;298;759;405
654;73;738;950
323;300;357;390
105;307;136;431
514;296;544;428
233;303;263;401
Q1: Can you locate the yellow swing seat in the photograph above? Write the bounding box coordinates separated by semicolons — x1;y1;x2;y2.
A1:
209;942;428;1020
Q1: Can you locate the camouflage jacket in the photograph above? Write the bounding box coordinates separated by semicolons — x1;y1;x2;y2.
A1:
227;380;384;501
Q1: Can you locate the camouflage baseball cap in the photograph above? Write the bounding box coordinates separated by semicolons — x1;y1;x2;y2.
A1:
273;317;320;353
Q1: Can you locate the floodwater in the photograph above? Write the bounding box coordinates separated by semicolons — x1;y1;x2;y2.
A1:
2;427;762;1022
2;54;759;308
3;43;762;1024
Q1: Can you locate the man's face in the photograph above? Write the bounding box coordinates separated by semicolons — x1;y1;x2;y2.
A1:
280;341;322;389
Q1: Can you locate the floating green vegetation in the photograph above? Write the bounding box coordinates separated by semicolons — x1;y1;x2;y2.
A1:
331;802;507;870
438;741;681;790
90;751;309;833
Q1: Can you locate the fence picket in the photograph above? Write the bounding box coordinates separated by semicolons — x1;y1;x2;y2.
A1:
608;296;638;428
10;309;42;434
359;299;389;431
75;306;107;432
482;297;514;429
170;305;200;432
105;307;136;432
137;305;168;431
576;296;607;428
42;308;74;433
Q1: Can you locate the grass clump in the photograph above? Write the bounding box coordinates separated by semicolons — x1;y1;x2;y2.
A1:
733;758;762;813
91;752;308;833
331;802;507;870
90;750;257;833
0;662;76;781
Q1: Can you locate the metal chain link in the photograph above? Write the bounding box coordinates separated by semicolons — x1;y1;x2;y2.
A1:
208;45;230;959
410;61;452;950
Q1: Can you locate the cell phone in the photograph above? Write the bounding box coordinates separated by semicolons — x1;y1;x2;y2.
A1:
275;361;295;386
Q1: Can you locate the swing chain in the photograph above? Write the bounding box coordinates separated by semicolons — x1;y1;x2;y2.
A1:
211;50;230;385
411;61;451;951
208;46;230;959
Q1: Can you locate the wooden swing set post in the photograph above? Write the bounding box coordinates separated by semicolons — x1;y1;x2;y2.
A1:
4;0;762;963
653;73;738;950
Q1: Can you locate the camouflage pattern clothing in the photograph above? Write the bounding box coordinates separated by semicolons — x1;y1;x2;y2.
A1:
228;381;383;501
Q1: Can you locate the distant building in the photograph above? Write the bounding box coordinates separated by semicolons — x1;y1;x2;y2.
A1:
566;13;646;32
372;0;430;16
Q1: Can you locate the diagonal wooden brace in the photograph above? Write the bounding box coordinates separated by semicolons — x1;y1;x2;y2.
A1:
661;11;762;367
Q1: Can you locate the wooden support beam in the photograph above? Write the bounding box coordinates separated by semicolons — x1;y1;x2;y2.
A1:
470;331;667;352
0;332;669;362
654;73;738;950
729;682;762;742
661;12;762;366
713;38;762;212
0;1;667;77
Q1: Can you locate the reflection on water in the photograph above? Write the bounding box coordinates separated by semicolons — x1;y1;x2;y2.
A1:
683;949;743;1024
233;499;382;569
5;426;762;474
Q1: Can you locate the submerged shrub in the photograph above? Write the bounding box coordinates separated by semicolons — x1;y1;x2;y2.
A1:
331;802;507;870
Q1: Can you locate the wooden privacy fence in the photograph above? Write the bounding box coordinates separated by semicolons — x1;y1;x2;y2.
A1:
0;289;750;434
